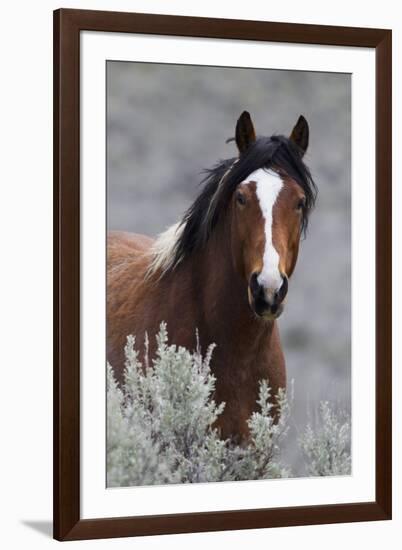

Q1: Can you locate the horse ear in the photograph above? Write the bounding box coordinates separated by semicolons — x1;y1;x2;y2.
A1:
235;111;256;154
289;115;309;157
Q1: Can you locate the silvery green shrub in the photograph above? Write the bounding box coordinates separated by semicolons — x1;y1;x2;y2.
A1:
299;401;351;476
107;323;291;486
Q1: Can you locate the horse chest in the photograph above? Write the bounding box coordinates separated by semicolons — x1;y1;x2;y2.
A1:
209;328;286;441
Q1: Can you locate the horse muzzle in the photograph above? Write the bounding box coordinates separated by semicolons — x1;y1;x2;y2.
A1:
249;272;288;319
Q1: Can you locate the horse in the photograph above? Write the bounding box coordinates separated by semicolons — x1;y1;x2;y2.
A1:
107;111;317;442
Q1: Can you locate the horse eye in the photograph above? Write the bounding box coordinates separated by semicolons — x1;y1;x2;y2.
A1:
236;192;246;206
296;198;306;211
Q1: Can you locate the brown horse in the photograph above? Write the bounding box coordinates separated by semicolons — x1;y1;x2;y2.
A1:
107;111;317;442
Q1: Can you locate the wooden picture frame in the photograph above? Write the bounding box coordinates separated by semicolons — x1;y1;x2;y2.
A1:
53;8;392;541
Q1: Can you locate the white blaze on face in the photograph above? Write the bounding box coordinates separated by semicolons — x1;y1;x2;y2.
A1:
246;168;284;295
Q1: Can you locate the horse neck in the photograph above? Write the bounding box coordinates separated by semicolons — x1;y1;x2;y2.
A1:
183;218;274;355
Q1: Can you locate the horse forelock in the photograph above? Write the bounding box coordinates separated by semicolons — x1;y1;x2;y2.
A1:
148;135;317;277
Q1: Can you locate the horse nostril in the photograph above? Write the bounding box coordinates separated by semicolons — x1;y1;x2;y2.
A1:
276;274;288;304
250;272;263;299
250;272;288;317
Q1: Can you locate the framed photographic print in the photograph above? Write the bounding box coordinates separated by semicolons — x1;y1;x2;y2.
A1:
53;8;392;541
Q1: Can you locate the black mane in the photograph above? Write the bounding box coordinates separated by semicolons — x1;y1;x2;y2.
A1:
172;135;317;267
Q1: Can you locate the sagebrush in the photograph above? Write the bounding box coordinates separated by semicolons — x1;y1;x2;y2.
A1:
107;323;350;486
299;401;351;476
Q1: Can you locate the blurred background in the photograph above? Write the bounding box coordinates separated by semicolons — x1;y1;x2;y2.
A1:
106;61;351;476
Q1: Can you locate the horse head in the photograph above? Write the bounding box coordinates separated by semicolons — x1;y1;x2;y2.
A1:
229;111;314;319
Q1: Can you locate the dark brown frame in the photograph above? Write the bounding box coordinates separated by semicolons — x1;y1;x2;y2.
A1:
54;8;392;541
